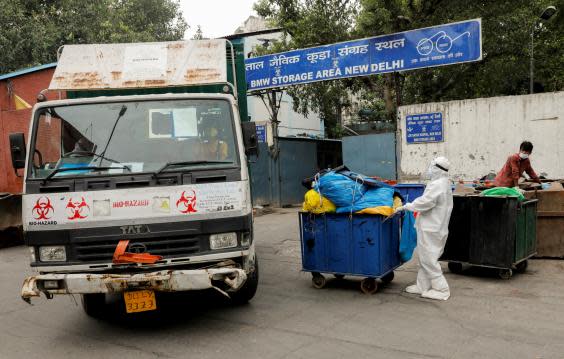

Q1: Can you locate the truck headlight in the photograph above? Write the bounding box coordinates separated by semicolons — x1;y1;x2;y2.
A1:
209;232;237;250
39;246;66;262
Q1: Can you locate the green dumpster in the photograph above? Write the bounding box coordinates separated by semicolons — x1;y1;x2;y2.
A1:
441;195;538;279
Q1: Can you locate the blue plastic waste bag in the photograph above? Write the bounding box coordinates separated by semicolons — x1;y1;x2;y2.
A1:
399;212;417;262
337;170;393;189
315;172;366;208
335;187;395;214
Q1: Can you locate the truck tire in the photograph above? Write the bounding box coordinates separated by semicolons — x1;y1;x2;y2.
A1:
81;294;106;318
231;258;259;305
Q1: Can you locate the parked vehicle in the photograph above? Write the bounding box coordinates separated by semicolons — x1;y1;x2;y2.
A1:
13;40;260;316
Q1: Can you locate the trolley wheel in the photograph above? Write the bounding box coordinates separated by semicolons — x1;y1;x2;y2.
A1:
381;271;394;284
312;273;327;289
360;278;378;294
515;260;528;274
333;274;345;280
498;268;513;280
448;262;463;274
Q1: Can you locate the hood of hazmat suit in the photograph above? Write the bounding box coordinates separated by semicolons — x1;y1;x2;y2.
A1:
404;156;454;300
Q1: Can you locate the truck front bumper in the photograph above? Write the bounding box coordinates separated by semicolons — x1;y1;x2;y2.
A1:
21;267;247;303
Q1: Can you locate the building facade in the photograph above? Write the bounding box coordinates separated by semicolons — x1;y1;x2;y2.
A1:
0;63;57;194
397;92;564;181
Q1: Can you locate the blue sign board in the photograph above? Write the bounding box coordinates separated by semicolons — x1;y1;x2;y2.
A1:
406;112;443;144
256;125;266;143
245;19;482;91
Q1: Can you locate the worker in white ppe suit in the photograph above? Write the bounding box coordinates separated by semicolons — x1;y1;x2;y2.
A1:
395;156;454;300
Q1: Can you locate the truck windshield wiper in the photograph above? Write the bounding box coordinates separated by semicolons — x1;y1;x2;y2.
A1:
42;165;131;184
62;151;131;171
98;105;127;166
154;161;232;177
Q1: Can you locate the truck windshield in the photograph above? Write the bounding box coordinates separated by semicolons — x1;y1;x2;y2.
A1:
29;99;239;179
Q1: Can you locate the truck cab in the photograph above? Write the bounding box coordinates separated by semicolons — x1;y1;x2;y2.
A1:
12;40;259;316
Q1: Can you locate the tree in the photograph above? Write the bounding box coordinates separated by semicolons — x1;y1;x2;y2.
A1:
0;0;188;74
354;0;564;105
191;25;205;40
254;0;361;138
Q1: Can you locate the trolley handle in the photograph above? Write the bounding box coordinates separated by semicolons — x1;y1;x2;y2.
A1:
519;198;538;210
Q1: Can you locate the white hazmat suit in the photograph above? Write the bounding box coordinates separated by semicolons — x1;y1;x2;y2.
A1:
398;156;454;300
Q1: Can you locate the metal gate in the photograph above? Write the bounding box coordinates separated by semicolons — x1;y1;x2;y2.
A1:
342;133;397;179
249;143;273;206
278;139;318;206
250;138;342;207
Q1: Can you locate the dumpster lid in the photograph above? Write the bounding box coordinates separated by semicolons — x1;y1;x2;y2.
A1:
49;40;228;91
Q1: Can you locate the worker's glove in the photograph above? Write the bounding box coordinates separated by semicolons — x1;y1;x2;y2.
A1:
394;206;405;214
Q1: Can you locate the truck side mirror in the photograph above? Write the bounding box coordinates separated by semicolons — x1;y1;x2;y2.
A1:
9;133;26;171
242;122;259;158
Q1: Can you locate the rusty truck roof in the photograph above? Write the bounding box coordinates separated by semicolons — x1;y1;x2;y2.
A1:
49;40;228;91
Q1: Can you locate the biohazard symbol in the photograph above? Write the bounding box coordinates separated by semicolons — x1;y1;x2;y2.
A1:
176;190;197;214
32;197;54;220
66;197;90;220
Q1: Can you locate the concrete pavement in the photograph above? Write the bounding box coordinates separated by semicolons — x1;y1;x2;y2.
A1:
0;208;563;358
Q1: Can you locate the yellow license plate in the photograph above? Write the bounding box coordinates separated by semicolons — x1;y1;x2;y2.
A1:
124;290;157;313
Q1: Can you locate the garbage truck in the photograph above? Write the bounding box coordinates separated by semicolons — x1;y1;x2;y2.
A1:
11;40;260;316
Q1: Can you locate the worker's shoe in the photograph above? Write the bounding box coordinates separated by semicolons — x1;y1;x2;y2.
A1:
421;289;450;301
405;285;423;294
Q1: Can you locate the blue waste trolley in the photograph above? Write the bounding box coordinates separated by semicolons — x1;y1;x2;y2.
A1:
394;184;425;203
299;212;402;294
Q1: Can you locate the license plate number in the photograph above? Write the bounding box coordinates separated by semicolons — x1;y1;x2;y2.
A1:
123;290;156;313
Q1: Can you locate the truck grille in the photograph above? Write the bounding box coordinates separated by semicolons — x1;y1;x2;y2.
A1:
73;236;201;262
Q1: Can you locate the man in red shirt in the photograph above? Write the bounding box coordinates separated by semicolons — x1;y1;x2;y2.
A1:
494;141;541;188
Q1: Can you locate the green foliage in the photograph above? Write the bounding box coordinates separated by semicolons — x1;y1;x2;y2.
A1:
357;0;564;103
191;25;205;40
254;0;360;138
0;0;188;74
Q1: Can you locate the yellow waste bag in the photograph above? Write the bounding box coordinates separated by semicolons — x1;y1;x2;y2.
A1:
302;189;336;214
356;206;393;216
393;196;403;210
355;196;403;216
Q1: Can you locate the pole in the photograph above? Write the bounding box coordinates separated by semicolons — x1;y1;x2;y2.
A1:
394;72;401;108
530;24;535;94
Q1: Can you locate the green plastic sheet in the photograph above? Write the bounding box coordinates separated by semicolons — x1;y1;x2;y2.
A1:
482;187;525;201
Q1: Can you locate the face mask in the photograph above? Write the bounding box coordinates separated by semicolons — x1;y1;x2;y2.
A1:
519;152;529;160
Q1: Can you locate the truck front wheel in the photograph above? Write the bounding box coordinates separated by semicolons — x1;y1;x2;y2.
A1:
230;258;259;305
81;293;106;318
